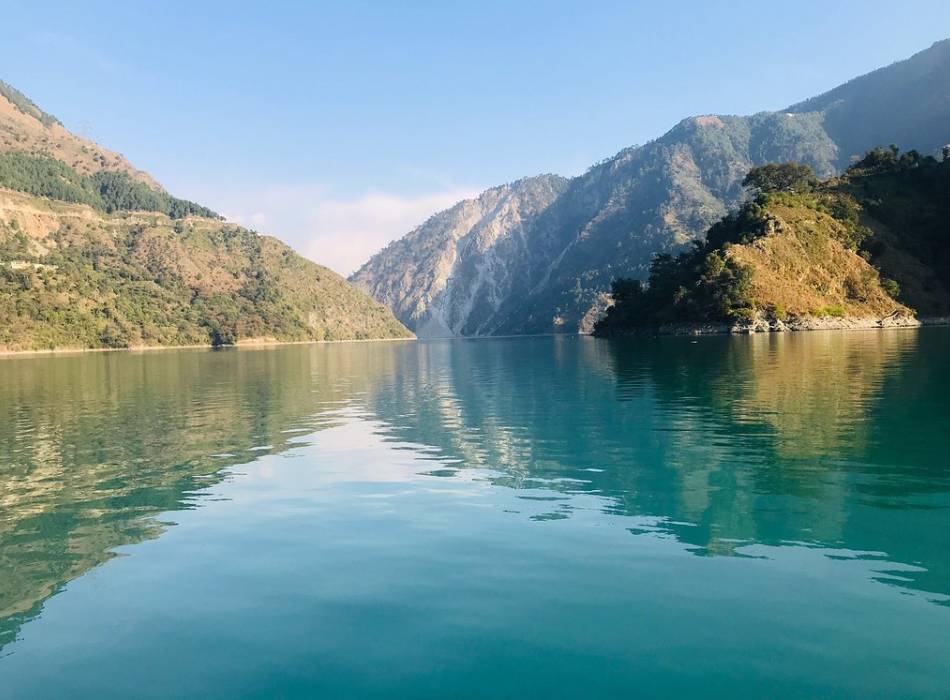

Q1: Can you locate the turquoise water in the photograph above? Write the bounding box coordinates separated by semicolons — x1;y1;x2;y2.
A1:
1;330;949;698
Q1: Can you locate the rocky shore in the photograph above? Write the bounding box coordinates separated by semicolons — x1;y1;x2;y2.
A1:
599;312;950;337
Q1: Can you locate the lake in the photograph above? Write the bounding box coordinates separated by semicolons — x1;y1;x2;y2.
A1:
1;330;949;698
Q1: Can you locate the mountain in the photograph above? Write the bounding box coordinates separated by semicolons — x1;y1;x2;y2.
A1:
0;82;412;351
0;80;159;188
352;39;950;337
786;38;950;169
594;153;950;335
351;175;569;336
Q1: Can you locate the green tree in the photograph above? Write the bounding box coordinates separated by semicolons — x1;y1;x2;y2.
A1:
0;153;220;219
850;146;900;172
609;277;644;304
742;163;817;194
899;149;922;169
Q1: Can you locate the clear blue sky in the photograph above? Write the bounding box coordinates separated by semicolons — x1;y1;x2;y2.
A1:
2;1;949;272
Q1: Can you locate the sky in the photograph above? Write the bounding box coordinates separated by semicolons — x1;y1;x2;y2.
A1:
2;0;949;274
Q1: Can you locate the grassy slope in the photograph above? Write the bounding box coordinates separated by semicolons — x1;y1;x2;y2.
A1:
725;195;907;319
594;159;950;334
0;190;412;351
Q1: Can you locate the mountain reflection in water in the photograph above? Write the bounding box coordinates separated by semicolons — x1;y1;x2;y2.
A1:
2;329;949;662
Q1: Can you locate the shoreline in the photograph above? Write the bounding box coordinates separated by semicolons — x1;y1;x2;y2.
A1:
595;314;950;338
4;318;949;357
0;335;417;359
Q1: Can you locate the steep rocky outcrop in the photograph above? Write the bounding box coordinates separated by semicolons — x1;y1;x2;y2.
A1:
352;175;569;336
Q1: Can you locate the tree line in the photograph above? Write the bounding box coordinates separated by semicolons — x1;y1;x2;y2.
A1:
0;151;219;220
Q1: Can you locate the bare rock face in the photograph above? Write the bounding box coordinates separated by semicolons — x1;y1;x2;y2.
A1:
350;175;570;337
351;39;950;337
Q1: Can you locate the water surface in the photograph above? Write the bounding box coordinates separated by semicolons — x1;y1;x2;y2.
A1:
1;330;949;697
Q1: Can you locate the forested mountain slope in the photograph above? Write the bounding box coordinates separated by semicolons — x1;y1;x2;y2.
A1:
0;82;411;351
353;39;950;336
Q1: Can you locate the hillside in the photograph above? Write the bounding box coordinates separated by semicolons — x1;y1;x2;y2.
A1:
351;175;569;336
787;38;950;170
840;152;950;316
0;83;412;351
0;80;159;188
0;191;411;350
352;39;950;337
593;152;950;335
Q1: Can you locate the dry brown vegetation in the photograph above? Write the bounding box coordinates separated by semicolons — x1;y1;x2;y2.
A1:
0;91;160;189
726;200;907;318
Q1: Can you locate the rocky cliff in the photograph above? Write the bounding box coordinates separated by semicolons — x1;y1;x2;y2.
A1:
352;175;569;336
